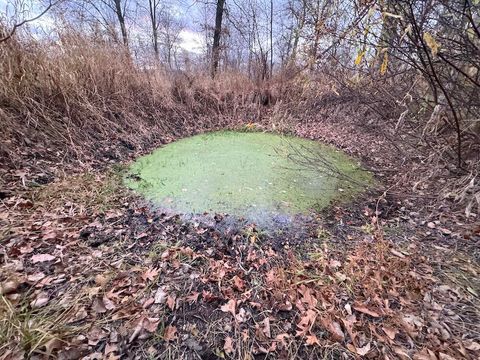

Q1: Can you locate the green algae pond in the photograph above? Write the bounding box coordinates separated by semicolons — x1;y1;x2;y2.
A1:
126;131;372;226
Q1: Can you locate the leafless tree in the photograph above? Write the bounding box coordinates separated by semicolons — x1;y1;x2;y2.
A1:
0;0;58;43
147;0;161;59
211;0;225;77
69;0;130;46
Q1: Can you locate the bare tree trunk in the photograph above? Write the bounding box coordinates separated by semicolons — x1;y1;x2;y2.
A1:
114;0;128;47
270;0;273;77
148;0;160;59
211;0;226;78
289;0;306;65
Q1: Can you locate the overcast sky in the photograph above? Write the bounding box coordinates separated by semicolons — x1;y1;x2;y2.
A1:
0;0;207;53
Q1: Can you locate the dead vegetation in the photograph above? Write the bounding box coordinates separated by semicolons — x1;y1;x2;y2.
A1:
0;30;258;176
1;172;479;359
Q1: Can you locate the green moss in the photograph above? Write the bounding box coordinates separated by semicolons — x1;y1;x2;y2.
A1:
126;131;372;221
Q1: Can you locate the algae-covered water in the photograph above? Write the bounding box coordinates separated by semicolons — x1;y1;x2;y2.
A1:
126;131;371;223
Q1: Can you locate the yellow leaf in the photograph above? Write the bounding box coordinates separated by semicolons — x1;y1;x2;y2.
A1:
380;52;388;75
423;32;439;56
354;50;366;65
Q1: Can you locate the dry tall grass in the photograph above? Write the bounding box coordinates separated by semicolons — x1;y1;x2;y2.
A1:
0;30;257;172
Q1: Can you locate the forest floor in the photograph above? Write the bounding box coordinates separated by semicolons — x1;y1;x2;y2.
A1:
1;125;480;360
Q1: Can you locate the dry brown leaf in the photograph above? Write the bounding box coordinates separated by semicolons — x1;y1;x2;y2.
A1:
129;320;143;343
262;317;271;338
353;304;380;317
401;314;423;338
20;244;34;254
57;346;89;360
143;317;160;333
143;297;155;309
253;342;277;354
72;307;88;322
1;280;20;295
329;259;342;268
103;296;116;310
464;340;480;351
104;343;118;355
166;295;176;310
298;285;318;309
95;274;108;286
31;292;49;308
278;300;293;311
355;342;371;356
305;334;320;346
232;275;245;291
185;292;200;304
135;232;148;240
220;299;236;317
382;326;398;340
224;336;234;354
31;253;55;263
335;272;347;282
296;309;317;336
438;353;456;360
390;249;406;258
275;333;289;348
44;338;64;357
341;315;357;342
27;272;46;283
202;290;218;302
142;267;159;282
393;346;411;359
413;349;437;360
265;269;276;287
154;287;167;304
164;325;177;341
88;327;108;346
92;297;107;313
323;319;344;342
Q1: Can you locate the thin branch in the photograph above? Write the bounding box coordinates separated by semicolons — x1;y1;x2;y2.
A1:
0;1;57;43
